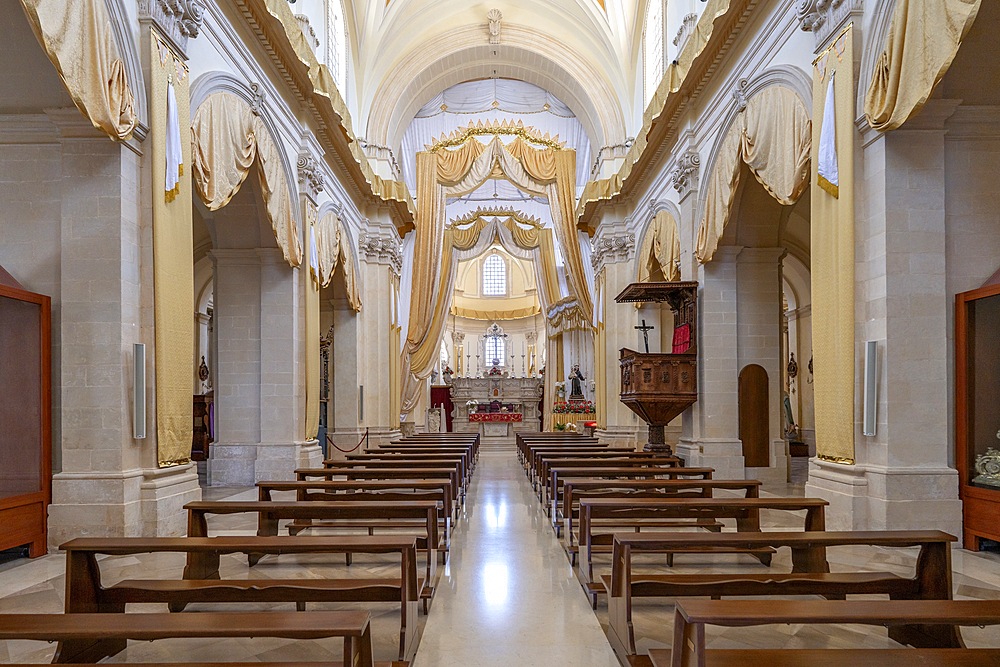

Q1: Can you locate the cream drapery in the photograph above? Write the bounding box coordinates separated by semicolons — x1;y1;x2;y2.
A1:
865;0;981;132
638;210;681;283
20;0;136;140
315;210;362;310
696;86;811;263
403;133;591;413
191;92;303;267
401;212;561;414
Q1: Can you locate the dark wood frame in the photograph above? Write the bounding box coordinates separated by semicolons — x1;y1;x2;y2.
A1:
0;281;51;557
955;282;1000;550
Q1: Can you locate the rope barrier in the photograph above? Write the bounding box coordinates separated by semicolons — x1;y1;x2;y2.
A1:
326;427;368;453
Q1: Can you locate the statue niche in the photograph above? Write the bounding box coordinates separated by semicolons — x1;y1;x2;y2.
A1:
615;281;699;453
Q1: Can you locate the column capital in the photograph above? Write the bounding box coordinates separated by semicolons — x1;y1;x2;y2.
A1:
138;0;205;59
358;229;403;275
297;152;325;203
591;229;635;273
671;148;701;199
796;0;862;51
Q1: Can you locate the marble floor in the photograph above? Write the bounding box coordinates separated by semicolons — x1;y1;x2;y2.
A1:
0;450;998;665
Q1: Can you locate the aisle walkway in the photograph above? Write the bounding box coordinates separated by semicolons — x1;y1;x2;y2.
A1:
414;449;620;666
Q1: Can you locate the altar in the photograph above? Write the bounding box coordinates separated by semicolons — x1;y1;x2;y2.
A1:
449;376;543;445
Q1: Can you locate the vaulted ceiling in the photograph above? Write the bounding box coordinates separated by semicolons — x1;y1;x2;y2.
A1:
343;0;650;153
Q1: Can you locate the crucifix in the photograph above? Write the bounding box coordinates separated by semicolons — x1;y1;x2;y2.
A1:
635;319;655;353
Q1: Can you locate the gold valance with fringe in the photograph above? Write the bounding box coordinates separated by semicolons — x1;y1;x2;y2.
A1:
20;0;136;140
191;92;303;267
864;0;981;132
638;210;681;283
451;305;541;321
696;85;811;263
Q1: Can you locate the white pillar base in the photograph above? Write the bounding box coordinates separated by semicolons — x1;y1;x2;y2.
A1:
140;464;202;536
678;438;746;479
594;426;641;449
806;459;962;533
206;441;316;485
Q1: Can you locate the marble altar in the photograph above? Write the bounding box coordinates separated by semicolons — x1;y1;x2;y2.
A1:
450;376;543;444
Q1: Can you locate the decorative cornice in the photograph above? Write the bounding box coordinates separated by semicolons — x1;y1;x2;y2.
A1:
358;138;402;179
297;153;325;202
590;138;634;178
427;119;564;152
138;0;205;59
796;0;863;48
671;149;700;196
591;232;636;272
448;206;543;229
359;230;403;274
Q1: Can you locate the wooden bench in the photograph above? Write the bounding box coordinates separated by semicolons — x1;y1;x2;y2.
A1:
604;530;958;656
559;479;762;539
258;478;456;533
375;446;477;472
338;454;470;486
579;497;827;584
0;610;376;665
59;535;420;662
547;466;715;518
652;598;1000;666
297;466;465;506
184;500;440;587
527;448;654;486
516;433;600;462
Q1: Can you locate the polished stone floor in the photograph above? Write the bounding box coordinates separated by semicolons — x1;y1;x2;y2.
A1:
0;450;998;664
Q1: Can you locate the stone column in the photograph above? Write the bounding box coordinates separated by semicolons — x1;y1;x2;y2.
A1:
357;223;403;447
328;298;362;454
806;102;961;533
592;223;641;447
678;246;745;479
46;113;199;546
736;247;788;482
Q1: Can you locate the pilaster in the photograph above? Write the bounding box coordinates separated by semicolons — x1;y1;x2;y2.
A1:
679;246;744;479
806;101;961;533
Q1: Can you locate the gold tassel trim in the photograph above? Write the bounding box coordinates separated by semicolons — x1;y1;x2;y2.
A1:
818;174;839;198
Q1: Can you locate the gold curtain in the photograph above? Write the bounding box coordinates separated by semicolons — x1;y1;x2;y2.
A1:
451;305;541;321
190;92;303;267
20;0;136;140
149;31;193;466
638;210;681;283
812;27;857;463
316;211;341;287
865;0;981;132
594;272;607;429
696;85;811;263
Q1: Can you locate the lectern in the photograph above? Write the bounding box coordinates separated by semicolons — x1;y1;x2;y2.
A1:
615;282;698;453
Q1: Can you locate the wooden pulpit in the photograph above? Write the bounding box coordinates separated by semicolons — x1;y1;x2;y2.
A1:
615;282;698;453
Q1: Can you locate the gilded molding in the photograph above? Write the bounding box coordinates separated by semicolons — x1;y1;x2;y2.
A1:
448;206;543;229
427;119;565;152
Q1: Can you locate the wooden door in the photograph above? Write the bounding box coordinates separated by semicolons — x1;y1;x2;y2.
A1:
739;364;769;468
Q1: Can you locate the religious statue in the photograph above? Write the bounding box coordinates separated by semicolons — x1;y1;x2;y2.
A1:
569;364;585;400
442;365;454;385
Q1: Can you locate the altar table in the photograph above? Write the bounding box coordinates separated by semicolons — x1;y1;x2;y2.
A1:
469;412;524;423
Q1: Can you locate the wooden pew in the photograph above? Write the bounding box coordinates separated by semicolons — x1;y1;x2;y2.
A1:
579;497;828;582
516;433;600;463
297;466;464;506
376;445;477;472
340;453;471;486
259;478;456;526
559;479;763;539
654;598;1000;667
184;500;440;589
546;466;715;518
526;448;649;486
604;530;958;656
60;535;420;662
536;455;681;499
0;610;376;665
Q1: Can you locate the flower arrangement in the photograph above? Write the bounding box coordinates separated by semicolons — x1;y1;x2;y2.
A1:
466;399;479;413
487;366;504;376
553;399;596;414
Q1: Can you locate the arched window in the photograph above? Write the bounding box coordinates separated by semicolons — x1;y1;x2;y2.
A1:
326;0;347;90
643;0;665;106
482;253;507;296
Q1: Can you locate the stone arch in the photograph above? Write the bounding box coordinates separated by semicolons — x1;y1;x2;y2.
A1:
188;71;300;227
365;30;626;153
634;199;682;281
104;0;148;129
697;65;813;216
857;0;898;118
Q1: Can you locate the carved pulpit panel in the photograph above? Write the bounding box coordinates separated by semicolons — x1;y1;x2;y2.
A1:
615;281;699;452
